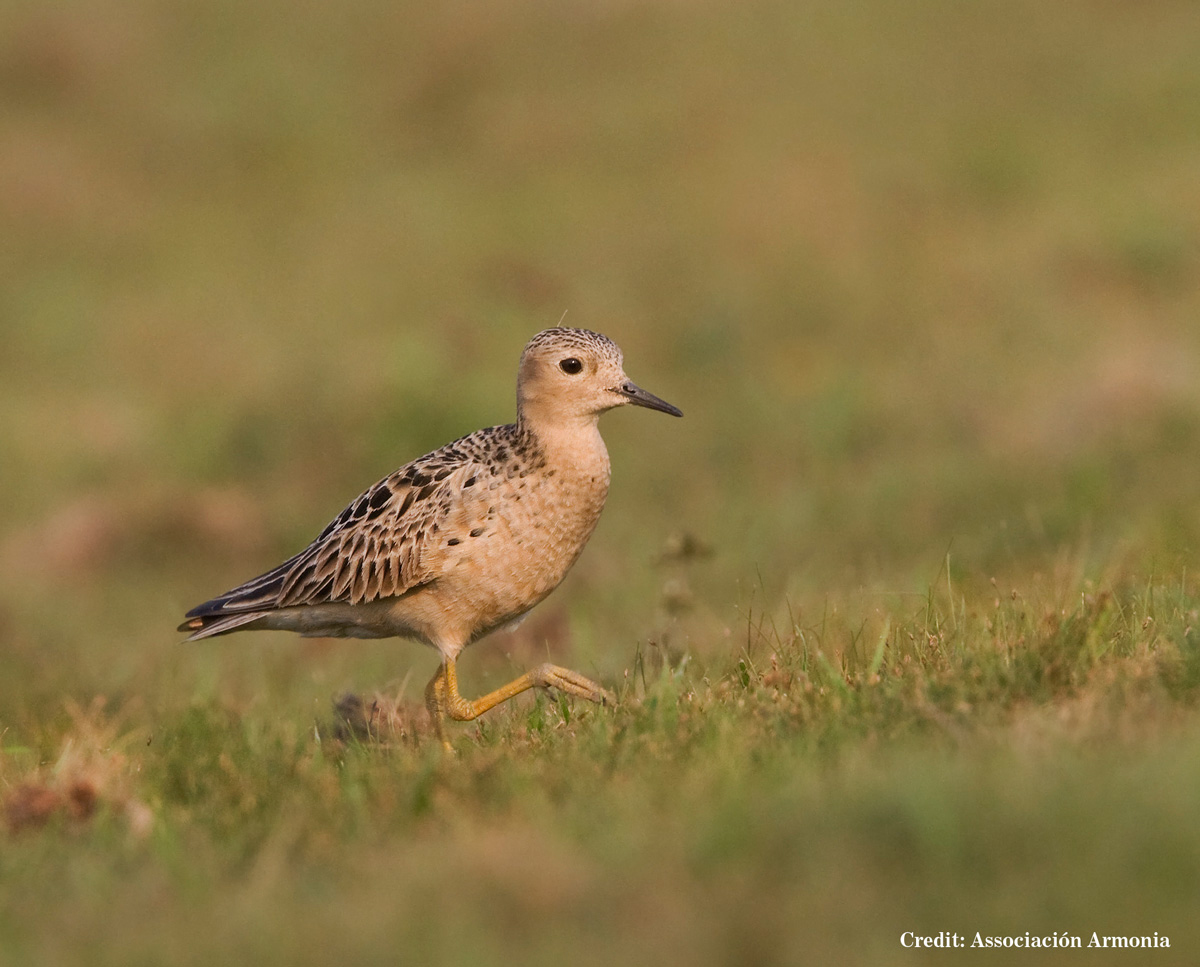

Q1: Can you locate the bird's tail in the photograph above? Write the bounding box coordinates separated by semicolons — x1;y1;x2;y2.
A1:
177;610;271;641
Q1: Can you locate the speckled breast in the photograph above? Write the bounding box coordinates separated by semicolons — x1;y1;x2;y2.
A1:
445;449;612;643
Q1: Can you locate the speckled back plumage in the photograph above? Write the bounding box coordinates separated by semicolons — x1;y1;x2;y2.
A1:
188;423;543;617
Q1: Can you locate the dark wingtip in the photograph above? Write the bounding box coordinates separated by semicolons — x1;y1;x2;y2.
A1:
184;599;216;620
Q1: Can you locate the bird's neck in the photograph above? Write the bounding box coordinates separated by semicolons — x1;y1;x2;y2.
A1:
518;411;610;479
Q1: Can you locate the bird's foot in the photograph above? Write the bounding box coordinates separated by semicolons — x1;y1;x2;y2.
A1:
528;663;617;708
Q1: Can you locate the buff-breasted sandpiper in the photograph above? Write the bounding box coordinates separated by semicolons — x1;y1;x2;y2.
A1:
179;327;682;742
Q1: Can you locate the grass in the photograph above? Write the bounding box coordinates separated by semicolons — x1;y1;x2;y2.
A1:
4;574;1200;965
4;0;1200;963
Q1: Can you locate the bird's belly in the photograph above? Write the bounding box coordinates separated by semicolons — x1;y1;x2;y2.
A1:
266;598;423;639
416;478;607;652
447;523;589;637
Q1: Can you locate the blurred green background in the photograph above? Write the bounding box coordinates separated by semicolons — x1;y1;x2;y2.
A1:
3;0;1200;963
5;0;1199;685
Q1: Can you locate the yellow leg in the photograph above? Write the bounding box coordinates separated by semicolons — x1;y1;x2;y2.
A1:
423;665;451;750
423;658;615;744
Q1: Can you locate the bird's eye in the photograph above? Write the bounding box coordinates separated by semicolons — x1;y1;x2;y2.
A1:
559;357;583;375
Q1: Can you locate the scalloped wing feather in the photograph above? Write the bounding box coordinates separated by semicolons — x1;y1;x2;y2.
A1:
179;428;515;638
276;476;445;608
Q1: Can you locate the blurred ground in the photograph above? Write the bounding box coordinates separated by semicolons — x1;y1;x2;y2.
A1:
2;1;1200;964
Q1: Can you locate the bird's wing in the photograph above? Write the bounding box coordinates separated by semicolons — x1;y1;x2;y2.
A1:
274;468;450;608
181;434;500;627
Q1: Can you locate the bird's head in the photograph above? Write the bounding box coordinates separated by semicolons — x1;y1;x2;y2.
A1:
516;327;682;430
